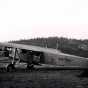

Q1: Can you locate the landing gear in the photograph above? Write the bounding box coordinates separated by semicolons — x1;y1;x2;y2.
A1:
6;48;17;72
7;64;15;72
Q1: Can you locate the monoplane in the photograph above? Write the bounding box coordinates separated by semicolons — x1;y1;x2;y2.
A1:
0;42;88;72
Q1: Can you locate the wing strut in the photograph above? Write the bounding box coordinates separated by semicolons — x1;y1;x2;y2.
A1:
12;48;17;64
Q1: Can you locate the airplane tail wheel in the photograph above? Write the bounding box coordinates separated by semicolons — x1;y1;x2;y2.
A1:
7;64;15;72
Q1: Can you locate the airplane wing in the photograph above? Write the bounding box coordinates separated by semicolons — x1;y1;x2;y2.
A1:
0;42;87;59
0;42;60;54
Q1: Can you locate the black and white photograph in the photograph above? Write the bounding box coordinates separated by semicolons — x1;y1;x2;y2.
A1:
0;0;88;88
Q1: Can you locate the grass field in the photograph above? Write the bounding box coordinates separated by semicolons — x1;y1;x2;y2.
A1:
0;70;88;88
0;57;88;88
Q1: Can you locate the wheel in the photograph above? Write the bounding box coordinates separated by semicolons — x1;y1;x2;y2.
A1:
26;64;34;71
7;64;15;72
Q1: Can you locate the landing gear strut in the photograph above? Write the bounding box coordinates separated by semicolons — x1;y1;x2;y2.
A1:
6;48;17;72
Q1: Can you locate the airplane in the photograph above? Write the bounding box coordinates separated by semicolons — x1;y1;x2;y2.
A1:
0;42;88;72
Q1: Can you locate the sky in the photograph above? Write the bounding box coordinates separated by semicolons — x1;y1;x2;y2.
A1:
0;0;88;42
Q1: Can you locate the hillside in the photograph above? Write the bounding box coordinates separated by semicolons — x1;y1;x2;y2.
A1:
10;37;88;58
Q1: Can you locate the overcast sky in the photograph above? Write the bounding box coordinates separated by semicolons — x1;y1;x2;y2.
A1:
0;0;88;42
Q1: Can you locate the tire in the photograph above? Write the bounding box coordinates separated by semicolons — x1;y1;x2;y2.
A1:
7;64;15;72
26;64;34;70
